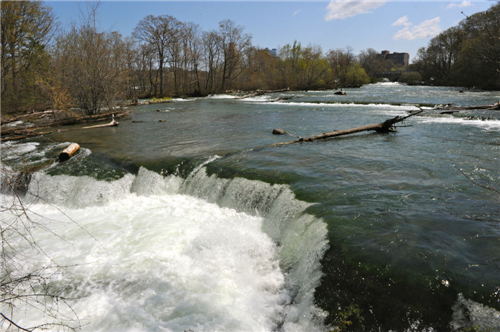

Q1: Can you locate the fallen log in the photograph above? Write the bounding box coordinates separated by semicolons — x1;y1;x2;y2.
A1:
82;117;118;129
235;88;290;99
1;131;50;142
271;109;424;146
1;110;129;137
58;143;80;162
1;110;57;125
0;129;70;142
272;129;285;135
437;102;500;111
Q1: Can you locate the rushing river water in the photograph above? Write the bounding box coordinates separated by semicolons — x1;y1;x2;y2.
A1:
1;83;500;331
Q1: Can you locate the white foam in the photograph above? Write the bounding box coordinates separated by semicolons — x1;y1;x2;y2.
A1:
373;82;401;86
418;116;500;130
26;172;134;207
207;94;238;99
257;101;420;111
1;141;41;161
172;98;194;102
451;293;500;331
180;167;330;332
4;166;329;332
241;95;273;102
7;177;290;331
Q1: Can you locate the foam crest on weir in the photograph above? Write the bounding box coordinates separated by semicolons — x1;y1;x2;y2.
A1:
16;163;330;331
130;166;183;195
26;172;135;207
12;187;289;331
179;166;330;331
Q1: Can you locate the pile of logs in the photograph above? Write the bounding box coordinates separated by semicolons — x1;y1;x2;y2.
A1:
1;111;127;142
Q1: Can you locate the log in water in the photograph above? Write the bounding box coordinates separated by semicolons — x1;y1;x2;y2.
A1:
58;143;80;162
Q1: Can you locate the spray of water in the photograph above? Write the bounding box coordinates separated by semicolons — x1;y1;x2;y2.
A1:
2;161;329;332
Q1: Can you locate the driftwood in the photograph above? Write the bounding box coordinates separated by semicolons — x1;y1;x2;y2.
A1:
272;129;285;135
1;131;51;142
2;116;118;140
235;88;290;100
58;143;80;162
1;112;128;142
1;110;56;125
0;129;69;142
82;117;118;129
1;111;129;137
437;102;500;111
271;109;424;146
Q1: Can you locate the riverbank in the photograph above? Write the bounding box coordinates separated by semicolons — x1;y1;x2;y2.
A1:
1;110;130;141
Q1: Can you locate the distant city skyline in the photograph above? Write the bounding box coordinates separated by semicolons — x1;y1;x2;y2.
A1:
47;1;495;64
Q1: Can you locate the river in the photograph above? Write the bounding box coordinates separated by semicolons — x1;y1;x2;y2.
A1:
1;83;500;331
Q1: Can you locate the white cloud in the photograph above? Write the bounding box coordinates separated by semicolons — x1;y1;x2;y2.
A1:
391;15;412;27
325;0;386;21
294;9;302;16
393;17;441;40
446;1;472;9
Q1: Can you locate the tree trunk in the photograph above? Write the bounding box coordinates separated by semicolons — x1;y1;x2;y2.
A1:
271;110;423;146
159;57;164;96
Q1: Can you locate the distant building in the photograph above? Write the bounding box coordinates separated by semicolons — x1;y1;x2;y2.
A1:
265;48;278;57
379;50;409;67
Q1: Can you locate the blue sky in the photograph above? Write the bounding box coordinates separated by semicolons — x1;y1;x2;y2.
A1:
47;1;495;63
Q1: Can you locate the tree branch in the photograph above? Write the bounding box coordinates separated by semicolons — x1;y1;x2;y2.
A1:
0;312;32;332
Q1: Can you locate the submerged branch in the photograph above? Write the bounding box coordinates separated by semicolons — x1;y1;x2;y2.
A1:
455;167;500;196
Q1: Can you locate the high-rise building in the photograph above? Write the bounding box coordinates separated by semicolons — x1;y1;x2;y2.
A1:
265;48;278;57
380;50;409;67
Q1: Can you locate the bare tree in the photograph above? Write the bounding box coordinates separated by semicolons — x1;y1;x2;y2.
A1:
179;22;203;96
53;2;126;114
358;48;383;77
133;15;183;97
217;19;252;92
202;30;222;93
326;46;356;87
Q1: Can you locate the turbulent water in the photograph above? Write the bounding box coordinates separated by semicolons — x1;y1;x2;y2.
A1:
1;83;500;331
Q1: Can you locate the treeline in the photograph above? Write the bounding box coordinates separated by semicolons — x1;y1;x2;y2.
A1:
3;1;498;116
1;1;404;116
410;1;500;89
